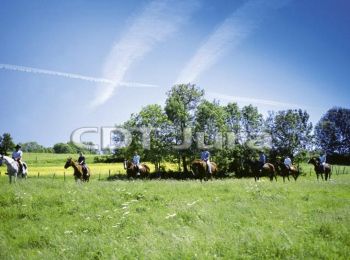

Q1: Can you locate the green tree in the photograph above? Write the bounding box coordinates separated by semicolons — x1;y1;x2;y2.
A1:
267;109;313;158
53;143;74;154
315;107;350;154
19;141;46;153
165;84;204;172
127;104;173;171
240;105;263;142
224;102;241;137
195;100;227;149
0;133;15;155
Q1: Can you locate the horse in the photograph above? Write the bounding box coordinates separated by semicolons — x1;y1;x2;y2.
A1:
277;162;301;182
191;159;218;181
0;155;28;183
247;160;277;181
123;159;150;179
308;157;331;181
64;158;90;182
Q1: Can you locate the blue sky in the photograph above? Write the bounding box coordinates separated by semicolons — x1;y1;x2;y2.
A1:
0;0;349;147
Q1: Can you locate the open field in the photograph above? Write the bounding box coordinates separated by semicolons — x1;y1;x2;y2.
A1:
0;174;350;259
1;153;350;258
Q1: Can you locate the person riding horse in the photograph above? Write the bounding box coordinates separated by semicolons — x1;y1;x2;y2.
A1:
318;152;327;172
132;151;141;176
201;149;212;174
78;152;88;175
12;144;24;173
284;156;292;170
258;151;266;172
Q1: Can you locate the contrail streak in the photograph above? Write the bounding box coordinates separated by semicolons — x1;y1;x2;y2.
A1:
208;91;305;109
176;0;290;84
91;0;199;108
0;63;159;88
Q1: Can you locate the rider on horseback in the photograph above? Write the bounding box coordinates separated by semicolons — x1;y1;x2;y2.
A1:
133;151;141;176
12;144;23;173
258;151;266;172
319;152;327;172
284;156;292;170
201;149;212;174
78;151;88;175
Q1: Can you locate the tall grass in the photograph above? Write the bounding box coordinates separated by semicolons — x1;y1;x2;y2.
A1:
0;174;349;259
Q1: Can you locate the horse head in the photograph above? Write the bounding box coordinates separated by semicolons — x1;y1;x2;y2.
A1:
308;157;319;166
64;157;73;169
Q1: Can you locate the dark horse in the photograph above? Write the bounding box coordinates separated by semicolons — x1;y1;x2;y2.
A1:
191;159;218;181
277;163;301;182
248;160;277;181
123;160;150;179
308;157;331;181
64;158;90;182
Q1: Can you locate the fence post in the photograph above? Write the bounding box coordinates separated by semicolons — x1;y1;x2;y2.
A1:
64;172;66;181
343;167;346;175
53;173;56;179
109;169;111;177
0;171;1;176
38;172;40;178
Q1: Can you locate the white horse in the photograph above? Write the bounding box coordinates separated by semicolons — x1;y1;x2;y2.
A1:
0;155;28;183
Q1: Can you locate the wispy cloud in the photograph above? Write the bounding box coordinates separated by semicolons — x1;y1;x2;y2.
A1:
176;0;290;84
207;91;305;109
0;63;158;88
92;0;199;108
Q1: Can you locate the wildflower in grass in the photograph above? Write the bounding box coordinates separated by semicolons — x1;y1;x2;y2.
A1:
64;230;73;234
165;213;176;219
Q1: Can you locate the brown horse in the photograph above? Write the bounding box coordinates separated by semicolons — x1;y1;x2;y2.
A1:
308;157;331;181
247;159;277;181
123;160;150;179
191;159;218;181
64;158;90;182
278;163;301;182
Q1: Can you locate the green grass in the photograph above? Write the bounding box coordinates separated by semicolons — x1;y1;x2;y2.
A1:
0;173;349;259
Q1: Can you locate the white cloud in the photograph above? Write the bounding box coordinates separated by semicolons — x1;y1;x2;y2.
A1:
176;0;290;84
91;0;199;108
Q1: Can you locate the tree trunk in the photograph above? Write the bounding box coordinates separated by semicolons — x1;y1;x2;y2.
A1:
182;155;188;173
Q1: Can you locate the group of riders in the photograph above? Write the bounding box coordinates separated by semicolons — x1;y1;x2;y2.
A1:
11;143;328;177
12;144;89;176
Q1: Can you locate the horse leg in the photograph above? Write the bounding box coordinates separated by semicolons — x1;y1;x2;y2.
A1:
321;173;324;181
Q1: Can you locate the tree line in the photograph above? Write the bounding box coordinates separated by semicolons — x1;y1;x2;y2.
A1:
110;84;350;172
0;137;98;155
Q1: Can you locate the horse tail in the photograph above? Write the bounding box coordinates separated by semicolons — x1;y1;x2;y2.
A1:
142;164;150;173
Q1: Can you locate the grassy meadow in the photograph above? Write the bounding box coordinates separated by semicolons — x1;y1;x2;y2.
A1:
0;153;350;259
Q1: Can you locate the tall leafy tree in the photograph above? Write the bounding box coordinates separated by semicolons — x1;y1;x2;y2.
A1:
122;104;173;171
240;105;263;142
0;133;15;155
224;102;241;137
267;109;313;158
165;84;204;172
315;107;350;154
195;100;227;149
